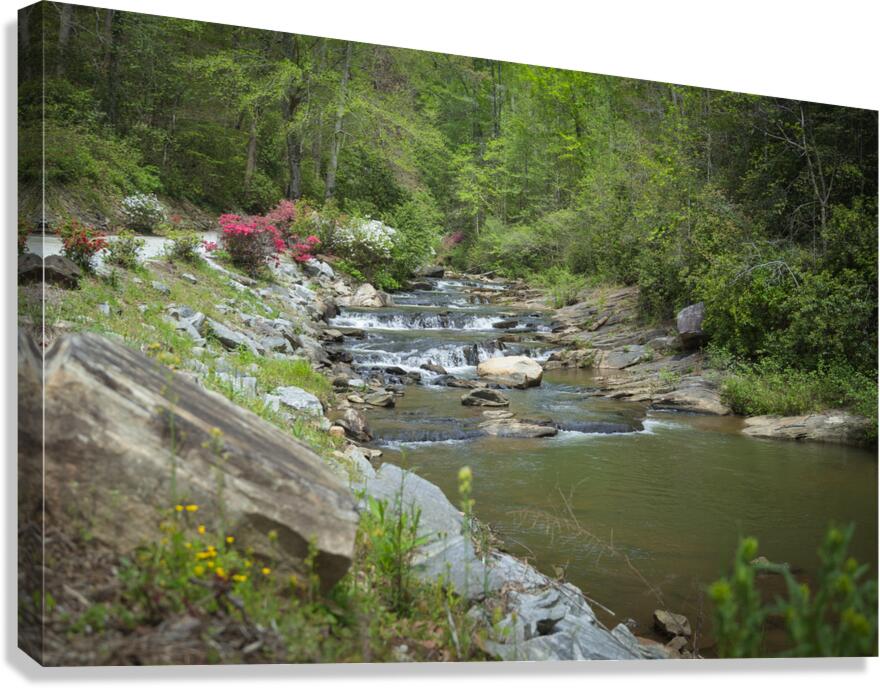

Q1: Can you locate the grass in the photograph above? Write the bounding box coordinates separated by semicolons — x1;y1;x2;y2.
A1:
30;253;336;454
712;353;878;440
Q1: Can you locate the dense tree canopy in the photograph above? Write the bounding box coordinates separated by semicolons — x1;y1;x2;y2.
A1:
19;2;878;405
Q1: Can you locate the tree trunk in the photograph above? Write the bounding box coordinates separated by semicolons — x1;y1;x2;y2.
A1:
56;4;74;77
244;109;259;186
104;9;119;123
324;41;353;201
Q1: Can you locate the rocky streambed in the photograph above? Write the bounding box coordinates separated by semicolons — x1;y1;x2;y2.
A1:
323;270;877;654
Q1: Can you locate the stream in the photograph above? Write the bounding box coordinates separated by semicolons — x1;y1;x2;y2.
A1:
331;276;878;643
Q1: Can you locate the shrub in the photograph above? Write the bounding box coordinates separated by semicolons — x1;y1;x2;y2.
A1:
240;170;281;214
106;229;145;269
164;229;202;263
121;193;166;232
18;216;31;254
719;356;878;438
218;213;284;276
291;235;320;264
533;266;587;308
56;217;108;272
331;219;396;266
710;524;877;658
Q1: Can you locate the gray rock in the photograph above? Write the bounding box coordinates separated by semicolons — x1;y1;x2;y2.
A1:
337;407;371;441
206;318;264;355
595;345;649;370
461;388;510;407
653;609;692;638
304;258;335;280
364;391;395;408
479;418;558;438
275;386;323;416
18;332;357;592
97;302;111;316
151;280;171;296
420;362;447;375
217;372;257;397
261;335;291;353
416;265;444;278
18;252;81;288
477;355;543;389
341;283;394;308
743;411;872;446
676;302;706;349
652;383;730;415
181;272;198;284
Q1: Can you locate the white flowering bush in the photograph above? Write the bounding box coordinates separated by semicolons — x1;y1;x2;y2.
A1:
121;193;166;232
333;219;396;262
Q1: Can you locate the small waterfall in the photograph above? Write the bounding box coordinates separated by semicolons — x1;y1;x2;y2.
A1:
330;310;506;331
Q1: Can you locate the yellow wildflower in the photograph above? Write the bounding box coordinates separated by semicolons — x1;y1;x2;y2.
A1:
261;567;271;576
215;567;226;579
194;565;205;576
185;504;199;513
197;524;206;535
207;561;214;569
232;574;247;583
244;560;253;568
175;504;184;512
226;535;235;544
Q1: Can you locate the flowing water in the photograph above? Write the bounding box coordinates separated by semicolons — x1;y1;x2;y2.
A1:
337;277;878;644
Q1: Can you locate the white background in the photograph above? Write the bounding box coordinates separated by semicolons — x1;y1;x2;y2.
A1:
2;1;878;686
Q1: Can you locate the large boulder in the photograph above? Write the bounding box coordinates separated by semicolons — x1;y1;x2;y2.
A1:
461;388;510;407
18;252;82;288
742;411;872;446
676;302;707;349
17;332;358;590
651;383;730;416
477;355;543;389
342;283;393;308
479;418;558;438
416;265;445;278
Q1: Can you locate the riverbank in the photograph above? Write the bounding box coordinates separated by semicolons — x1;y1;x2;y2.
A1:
478;276;874;447
18;247;671;663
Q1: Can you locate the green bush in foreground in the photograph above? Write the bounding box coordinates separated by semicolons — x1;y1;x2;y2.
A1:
710;524;877;658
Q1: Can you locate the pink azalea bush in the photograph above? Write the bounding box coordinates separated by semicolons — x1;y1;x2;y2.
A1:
218;213;285;275
291;235;320;263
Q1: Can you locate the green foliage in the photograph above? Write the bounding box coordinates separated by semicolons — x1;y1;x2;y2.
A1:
710;525;877;658
532;266;587;308
106;229;145;269
358;495;428;614
163;229;203;263
718;357;877;439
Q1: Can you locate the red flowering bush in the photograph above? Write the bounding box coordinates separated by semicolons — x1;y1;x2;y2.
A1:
441;231;465;250
218;213;285;275
264;199;298;231
56;216;108;271
202;240;218;252
291;235;320;263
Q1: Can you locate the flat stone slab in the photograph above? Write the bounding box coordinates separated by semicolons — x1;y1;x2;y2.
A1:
743;411;872;446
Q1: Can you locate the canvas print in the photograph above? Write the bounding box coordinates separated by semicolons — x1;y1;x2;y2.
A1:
17;1;878;666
